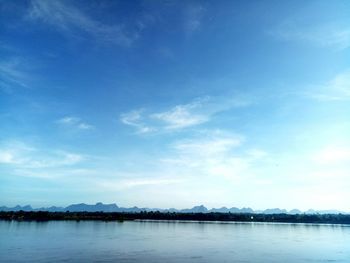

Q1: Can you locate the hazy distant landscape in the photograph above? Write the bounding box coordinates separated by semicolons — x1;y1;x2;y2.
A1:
1;202;348;215
2;202;349;225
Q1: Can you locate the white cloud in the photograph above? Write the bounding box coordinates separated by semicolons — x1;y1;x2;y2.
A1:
0;58;30;92
324;70;350;100
120;99;210;134
0;142;35;165
120;96;248;134
0;151;16;164
162;131;266;180
120;109;155;134
57;116;94;130
151;98;208;129
120;110;142;126
57;116;78;125
97;177;183;191
19;150;83;169
77;123;93;130
54;151;84;166
326;71;350;98
173;135;242;156
70;130;267;203
28;0;139;47
0;141;84;170
271;21;350;50
306;70;350;101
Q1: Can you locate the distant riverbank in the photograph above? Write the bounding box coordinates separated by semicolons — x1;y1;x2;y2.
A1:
1;211;350;225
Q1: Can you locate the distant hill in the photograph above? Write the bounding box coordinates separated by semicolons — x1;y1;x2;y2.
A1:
65;202;119;212
263;208;288;214
180;205;208;213
0;203;347;214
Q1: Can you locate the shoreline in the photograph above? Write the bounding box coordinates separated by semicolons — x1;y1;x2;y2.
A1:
1;211;350;225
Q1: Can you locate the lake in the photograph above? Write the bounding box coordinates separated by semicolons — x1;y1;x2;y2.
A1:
1;220;349;262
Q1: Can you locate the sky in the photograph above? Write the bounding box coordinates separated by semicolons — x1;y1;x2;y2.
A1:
1;0;350;211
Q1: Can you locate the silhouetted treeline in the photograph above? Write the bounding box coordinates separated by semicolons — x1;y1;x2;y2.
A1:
1;211;350;224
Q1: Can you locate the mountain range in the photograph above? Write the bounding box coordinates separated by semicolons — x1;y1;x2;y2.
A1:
0;203;347;215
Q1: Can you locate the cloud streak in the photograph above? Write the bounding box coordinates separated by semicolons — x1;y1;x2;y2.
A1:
97;177;183;191
57;116;94;130
0;58;30;92
162;130;266;180
305;70;350;101
268;3;350;53
0;141;84;171
272;23;350;50
120;109;155;134
151;98;209;130
120;96;249;134
28;0;139;47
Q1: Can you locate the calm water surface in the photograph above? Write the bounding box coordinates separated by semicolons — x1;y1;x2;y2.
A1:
1;220;349;262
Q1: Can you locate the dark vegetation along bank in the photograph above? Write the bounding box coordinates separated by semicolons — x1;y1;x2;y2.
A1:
1;211;350;225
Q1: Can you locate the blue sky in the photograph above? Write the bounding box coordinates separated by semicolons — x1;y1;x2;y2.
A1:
1;0;350;210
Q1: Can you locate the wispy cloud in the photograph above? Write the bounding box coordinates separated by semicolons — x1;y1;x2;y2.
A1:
0;141;84;170
270;21;350;50
183;3;206;34
0;141;34;165
0;151;16;164
120;96;249;134
97;177;183;191
305;70;350;101
173;133;242;157
120;109;155;134
80;130;266;197
57;116;94;130
162;130;266;180
151;98;209;130
0;58;30;92
28;0;139;47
